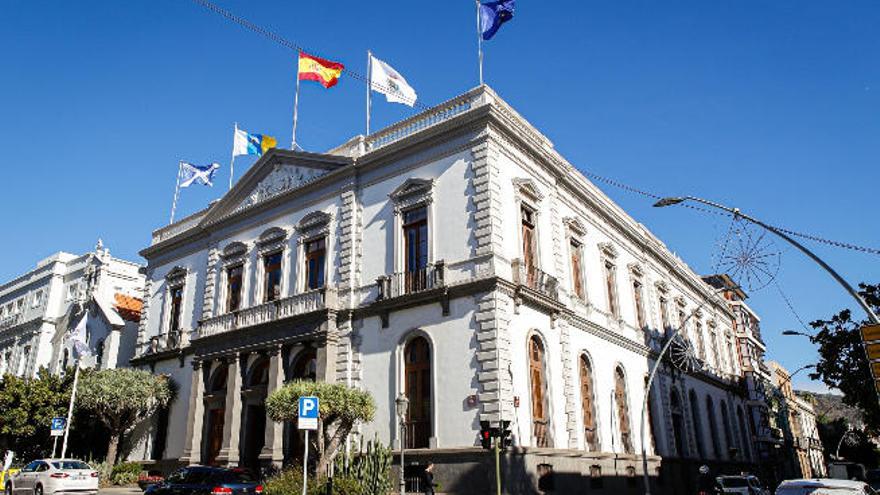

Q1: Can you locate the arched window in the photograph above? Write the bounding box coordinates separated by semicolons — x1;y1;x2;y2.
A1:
689;390;705;458
204;363;229;466
737;406;752;461
670;390;687;457
404;336;432;448
721;400;735;459
613;366;633;454
247;356;270;388
289;349;317;382
706;396;722;459
579;354;598;451
528;335;550;447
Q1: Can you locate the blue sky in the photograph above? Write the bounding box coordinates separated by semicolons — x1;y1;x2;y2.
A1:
2;1;878;392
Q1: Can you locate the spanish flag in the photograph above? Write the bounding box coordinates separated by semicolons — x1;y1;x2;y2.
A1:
299;52;344;88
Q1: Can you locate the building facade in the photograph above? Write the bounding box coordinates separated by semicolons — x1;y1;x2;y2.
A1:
0;241;144;378
768;362;827;481
132;86;765;493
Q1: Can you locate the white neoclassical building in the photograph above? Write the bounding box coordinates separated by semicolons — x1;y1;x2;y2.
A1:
0;241;144;378
131;86;771;493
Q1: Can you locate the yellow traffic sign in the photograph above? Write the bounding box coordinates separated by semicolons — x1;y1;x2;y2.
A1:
862;324;880;342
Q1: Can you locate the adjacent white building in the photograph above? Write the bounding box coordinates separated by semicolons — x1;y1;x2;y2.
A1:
0;241;144;378
131;86;770;493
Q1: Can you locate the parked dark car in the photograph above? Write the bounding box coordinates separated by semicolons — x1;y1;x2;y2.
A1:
144;467;262;495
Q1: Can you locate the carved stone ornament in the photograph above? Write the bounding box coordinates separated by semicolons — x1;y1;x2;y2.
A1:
165;266;187;287
389;178;434;214
674;295;686;308
297;211;332;241
512;177;544;202
655;280;670;293
221;241;248;265
235;164;326;213
598;241;619;259
257;227;288;254
563;216;586;237
627;262;644;277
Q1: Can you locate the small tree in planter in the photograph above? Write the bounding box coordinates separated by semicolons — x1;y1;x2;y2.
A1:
266;380;375;477
76;369;175;463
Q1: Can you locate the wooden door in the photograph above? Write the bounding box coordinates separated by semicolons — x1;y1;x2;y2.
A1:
529;336;549;447
206;408;225;466
579;355;597;450
404;337;431;448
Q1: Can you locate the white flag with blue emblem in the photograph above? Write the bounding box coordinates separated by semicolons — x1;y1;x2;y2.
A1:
369;55;417;107
179;162;220;188
68;312;92;360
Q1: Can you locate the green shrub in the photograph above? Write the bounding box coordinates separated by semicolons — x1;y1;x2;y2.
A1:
264;468;367;495
110;462;142;486
333;438;392;495
89;461;113;488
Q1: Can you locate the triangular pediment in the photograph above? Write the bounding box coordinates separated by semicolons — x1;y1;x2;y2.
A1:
201;149;351;226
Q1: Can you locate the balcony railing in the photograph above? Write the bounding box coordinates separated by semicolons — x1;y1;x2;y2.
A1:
199;288;337;338
533;419;550;448
0;313;22;331
146;330;189;354
376;262;445;300
512;259;559;300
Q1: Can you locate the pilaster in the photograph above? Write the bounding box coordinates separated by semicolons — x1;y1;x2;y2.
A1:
338;186;362;305
558;320;578;448
216;354;243;466
259;346;285;466
202;243;220;320
180;359;206;465
136;275;153;350
474;290;513;423
470;137;504;274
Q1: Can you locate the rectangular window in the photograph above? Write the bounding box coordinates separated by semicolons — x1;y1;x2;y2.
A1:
695;322;707;361
305;237;326;290
633;280;646;329
263;252;283;302
32;290;43;308
604;262;618;317
570;239;585;299
16;300;24;313
67;284;77;301
402;207;429;292
521;206;537;285
169;286;183;332
225;265;243;312
659;296;670;333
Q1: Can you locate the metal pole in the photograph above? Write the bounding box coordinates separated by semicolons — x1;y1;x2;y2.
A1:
52;436;58;459
494;438;501;495
228;123;238;191
60;360;80;459
835;429;856;460
292;52;302;150
169;161;183;224
640;286;729;494
366;50;372;136
476;0;483;86
399;419;405;495
301;429;309;495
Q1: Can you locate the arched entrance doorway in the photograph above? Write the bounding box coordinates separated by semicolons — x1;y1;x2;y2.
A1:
284;348;317;466
528;335;550;447
203;363;228;466
403;336;431;448
240;356;269;470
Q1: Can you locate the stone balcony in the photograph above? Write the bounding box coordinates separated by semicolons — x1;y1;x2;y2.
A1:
198;287;338;338
511;258;559;300
376;261;445;301
0;313;21;331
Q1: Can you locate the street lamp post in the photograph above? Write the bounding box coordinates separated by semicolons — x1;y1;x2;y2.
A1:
835;429;859;460
640;285;730;495
653;196;880;325
395;393;409;495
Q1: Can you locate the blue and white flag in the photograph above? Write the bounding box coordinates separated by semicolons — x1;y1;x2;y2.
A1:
67;312;92;360
180;162;220;188
480;0;515;41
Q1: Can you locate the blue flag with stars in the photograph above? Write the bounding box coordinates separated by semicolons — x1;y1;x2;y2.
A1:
479;0;515;41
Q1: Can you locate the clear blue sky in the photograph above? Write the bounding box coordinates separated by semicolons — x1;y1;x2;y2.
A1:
2;0;878;392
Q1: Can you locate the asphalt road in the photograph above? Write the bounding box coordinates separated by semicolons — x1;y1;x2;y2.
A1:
98;487;142;495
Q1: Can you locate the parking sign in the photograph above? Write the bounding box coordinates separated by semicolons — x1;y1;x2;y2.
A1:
298;396;319;430
50;417;66;437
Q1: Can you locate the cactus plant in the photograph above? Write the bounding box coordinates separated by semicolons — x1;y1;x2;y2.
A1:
333;436;393;495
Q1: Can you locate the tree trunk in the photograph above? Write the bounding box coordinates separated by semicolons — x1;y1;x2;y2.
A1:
106;431;121;465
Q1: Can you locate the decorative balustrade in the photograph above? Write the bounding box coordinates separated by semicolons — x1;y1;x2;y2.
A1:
145;330;189;354
151;209;208;245
0;314;22;331
512;259;559;300
376;262;445;301
365;92;476;152
198;288;337;338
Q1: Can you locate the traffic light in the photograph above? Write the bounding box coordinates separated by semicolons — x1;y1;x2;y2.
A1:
479;420;494;450
499;420;512;450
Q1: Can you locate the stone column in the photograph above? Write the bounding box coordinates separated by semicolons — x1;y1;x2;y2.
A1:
260;345;285;467
216;354;244;466
180;360;206;465
315;315;338;382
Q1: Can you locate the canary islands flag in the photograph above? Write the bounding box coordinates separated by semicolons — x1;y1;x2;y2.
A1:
233;127;277;157
299;52;344;88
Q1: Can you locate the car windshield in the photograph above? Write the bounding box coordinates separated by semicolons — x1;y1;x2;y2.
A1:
719;478;749;487
52;461;91;470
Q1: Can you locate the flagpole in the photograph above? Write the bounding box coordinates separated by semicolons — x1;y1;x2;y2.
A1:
229;122;238;191
476;0;484;86
366;50;372;136
291;52;302;150
169;161;183;224
60;359;80;459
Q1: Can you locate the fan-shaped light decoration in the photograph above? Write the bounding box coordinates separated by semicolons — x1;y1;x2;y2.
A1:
667;334;703;373
714;217;781;292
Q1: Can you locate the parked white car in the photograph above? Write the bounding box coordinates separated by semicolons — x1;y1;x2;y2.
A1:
717;475;771;494
4;460;98;495
775;478;877;495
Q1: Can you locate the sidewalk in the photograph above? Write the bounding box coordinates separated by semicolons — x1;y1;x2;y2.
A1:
98;486;142;495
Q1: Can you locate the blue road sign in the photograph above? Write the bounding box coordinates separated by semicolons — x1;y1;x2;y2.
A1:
298;396;318;430
50;417;66;437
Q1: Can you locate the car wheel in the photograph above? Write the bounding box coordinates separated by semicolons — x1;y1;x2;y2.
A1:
34;484;42;495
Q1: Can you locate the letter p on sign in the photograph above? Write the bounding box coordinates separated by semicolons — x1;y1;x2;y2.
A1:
298;396;319;430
